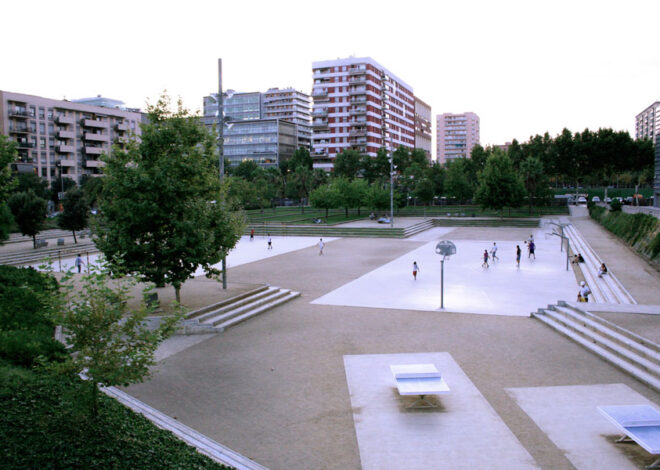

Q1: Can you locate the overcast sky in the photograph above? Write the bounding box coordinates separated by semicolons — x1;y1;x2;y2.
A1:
3;0;658;153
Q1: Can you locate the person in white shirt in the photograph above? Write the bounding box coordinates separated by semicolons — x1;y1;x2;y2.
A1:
412;261;420;280
318;238;324;255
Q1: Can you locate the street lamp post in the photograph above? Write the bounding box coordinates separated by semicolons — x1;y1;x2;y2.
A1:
217;58;227;289
435;240;456;310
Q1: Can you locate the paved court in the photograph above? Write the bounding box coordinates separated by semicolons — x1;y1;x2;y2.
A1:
99;217;659;469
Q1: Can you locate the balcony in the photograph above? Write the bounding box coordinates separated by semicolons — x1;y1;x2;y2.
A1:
349;128;367;137
349;87;367;96
349;67;367;75
59;159;76;167
348;76;366;85
84;132;107;142
115;122;129;132
57;130;76;139
351;145;367;154
349;138;368;146
350;107;367;116
8;109;31;119
312;119;329;130
312;89;329;100
311;109;328;118
84;146;104;155
114;136;128;144
349;118;367;125
82;118;106;128
350;96;367;104
85;159;106;168
56;115;75;125
56;145;75;153
8;125;29;134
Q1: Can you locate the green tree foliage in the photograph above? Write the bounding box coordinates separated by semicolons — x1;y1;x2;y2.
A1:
80;175;104;210
58;187;88;242
425;162;445;196
95;94;245;302
363;184;390;212
0;136;18;243
474;151;526;215
333;149;362;179
50;176;77;205
333;178;368;216
410;148;429;168
444;158;474;202
16;172;49;200
0;266;66;367
8;190;47;248
519;156;550;214
392;146;410;174
415;177;435;207
309;184;342;218
231;160;261;181
287;146;313;171
53;266;182;416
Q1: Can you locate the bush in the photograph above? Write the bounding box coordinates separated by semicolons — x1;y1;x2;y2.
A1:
0;366;232;469
0;266;66;366
609;198;622;212
589;205;660;260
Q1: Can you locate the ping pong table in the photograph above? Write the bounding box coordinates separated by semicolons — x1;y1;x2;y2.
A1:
390;364;450;409
598;405;660;469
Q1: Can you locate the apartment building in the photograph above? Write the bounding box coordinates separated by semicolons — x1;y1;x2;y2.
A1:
0;90;141;184
436;112;480;164
414;97;433;161
311;57;416;171
263;87;312;149
636;100;660;143
202;89;310;168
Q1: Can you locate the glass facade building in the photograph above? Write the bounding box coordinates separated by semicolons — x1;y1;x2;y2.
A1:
224;119;296;167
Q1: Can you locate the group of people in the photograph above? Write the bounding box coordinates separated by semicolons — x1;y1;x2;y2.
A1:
481;235;535;269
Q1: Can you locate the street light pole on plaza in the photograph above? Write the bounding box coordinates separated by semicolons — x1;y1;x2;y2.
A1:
217;58;227;289
389;138;394;229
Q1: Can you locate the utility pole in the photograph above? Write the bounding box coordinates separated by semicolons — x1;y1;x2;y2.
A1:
217;58;227;289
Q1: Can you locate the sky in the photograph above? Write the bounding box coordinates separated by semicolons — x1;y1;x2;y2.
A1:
2;0;658;154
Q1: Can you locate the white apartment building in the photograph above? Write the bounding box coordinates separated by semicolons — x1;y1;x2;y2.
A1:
311;57;416;170
414;97;433;161
636;100;660;144
436;112;480;164
263;87;312;149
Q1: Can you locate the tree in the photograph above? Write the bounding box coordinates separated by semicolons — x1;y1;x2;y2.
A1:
16;172;49;200
392;146;410;174
444;158;474;203
520;156;550;215
80;175;104;210
415;177;435;215
8;190;47;248
333;149;362;179
309;184;341;218
231;160;261;181
474;151;526;216
363;184;390;212
58;188;88;243
288;146;313;171
49;177;76;205
333;178;368;216
95;94;245;303
0;136;18;243
53;266;181;416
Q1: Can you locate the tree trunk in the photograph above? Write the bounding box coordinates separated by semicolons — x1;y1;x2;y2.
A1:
72;230;78;244
91;381;99;417
174;284;181;304
325;207;329;218
32;234;37;249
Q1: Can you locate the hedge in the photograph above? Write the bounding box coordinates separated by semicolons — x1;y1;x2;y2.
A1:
589;206;660;259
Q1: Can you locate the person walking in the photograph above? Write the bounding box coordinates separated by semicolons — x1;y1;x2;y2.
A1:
318;238;324;255
490;242;499;261
516;245;521;268
267;234;272;250
74;254;85;273
250;228;254;241
482;249;490;268
412;261;420;280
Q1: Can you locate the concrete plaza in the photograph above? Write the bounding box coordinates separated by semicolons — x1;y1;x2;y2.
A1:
115;213;659;469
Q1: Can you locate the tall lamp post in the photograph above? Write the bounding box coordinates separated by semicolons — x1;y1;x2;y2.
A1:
435;240;456;310
217;58;227;289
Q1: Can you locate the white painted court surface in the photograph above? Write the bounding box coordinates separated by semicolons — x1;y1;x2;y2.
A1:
34;235;336;275
507;383;658;470
344;353;539;470
313;229;578;317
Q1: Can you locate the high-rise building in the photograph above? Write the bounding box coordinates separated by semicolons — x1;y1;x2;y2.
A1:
436;112;480;164
202;89;308;168
636;100;660;143
414;97;432;161
311;57;416;171
263;88;312;149
0;90;141;184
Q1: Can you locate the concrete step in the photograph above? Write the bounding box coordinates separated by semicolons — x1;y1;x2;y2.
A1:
533;307;660;392
214;291;300;331
101;386;269;469
205;289;292;327
186;285;270;320
543;307;660;376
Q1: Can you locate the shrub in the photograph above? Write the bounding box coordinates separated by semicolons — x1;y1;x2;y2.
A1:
589;205;660;260
609;199;622;212
0;266;66;366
